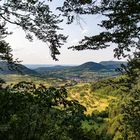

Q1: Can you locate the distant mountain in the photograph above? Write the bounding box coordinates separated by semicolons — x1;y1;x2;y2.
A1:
35;65;72;74
74;62;108;71
33;61;120;81
0;61;125;81
0;61;38;75
100;61;127;69
34;62;108;74
25;64;76;69
25;64;56;69
0;61;124;82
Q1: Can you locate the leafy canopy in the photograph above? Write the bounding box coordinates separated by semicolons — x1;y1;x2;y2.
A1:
0;0;67;61
0;0;140;61
0;81;86;140
60;0;140;58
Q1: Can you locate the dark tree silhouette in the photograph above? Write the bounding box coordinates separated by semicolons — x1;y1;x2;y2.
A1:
0;0;67;61
59;0;140;58
0;22;13;62
0;0;139;61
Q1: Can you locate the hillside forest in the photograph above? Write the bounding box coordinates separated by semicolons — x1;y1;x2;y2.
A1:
0;0;140;140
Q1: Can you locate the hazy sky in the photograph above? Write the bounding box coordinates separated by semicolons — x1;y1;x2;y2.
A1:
5;0;127;65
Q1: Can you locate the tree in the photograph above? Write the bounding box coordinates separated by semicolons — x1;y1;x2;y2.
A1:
0;0;140;61
0;0;67;61
0;22;16;82
59;0;140;59
0;22;13;62
0;81;86;140
106;52;140;140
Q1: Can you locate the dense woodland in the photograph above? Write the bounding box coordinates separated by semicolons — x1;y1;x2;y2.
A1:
0;0;140;140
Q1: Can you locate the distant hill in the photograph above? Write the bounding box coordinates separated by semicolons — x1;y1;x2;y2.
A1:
0;61;38;75
25;64;56;69
35;65;72;74
35;62;108;74
0;61;125;81
74;62;108;71
34;61;121;81
100;61;127;69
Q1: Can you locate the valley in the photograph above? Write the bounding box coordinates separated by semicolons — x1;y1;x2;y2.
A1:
0;60;126;115
31;61;126;81
1;60;138;140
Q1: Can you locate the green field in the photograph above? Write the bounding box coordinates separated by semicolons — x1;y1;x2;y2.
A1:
0;74;72;87
67;83;116;115
0;74;116;115
1;72;139;140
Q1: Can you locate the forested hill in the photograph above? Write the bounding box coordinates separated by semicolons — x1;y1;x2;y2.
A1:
34;65;72;74
0;61;127;81
0;61;38;75
34;61;126;73
34;61;127;81
75;62;108;71
100;61;127;69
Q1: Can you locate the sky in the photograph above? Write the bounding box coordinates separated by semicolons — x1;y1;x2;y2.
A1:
5;0;127;65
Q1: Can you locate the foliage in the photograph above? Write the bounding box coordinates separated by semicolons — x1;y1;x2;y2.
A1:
0;0;67;60
0;1;140;139
90;76;129;96
88;54;140;139
0;22;13;62
0;81;86;140
0;74;74;88
0;0;139;60
122;90;140;139
106;54;140;140
106;90;140;140
120;51;140;88
68;83;111;114
59;0;140;58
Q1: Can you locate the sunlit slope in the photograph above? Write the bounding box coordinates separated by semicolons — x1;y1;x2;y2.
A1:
0;74;118;115
67;83;115;115
0;74;71;87
0;61;38;75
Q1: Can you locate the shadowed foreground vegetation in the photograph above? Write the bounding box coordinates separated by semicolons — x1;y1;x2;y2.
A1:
0;70;140;140
0;0;139;139
0;81;87;140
